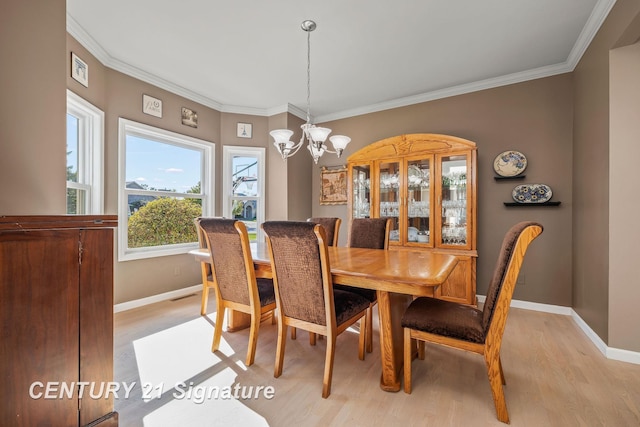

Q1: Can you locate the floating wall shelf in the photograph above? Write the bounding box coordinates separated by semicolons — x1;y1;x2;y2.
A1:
503;201;561;207
494;175;526;181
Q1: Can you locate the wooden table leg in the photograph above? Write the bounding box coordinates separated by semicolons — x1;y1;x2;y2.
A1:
376;290;413;392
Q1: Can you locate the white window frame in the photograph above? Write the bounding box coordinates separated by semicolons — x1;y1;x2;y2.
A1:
222;146;265;241
118;118;214;261
66;90;104;214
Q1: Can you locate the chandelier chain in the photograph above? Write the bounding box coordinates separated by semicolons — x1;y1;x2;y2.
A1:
306;28;312;125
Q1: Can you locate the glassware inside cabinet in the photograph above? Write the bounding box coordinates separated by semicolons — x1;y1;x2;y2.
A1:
378;160;400;242
352;165;371;218
407;159;430;243
440;155;468;246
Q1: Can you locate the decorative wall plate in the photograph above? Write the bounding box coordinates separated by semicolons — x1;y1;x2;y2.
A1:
493;150;527;177
511;184;552;203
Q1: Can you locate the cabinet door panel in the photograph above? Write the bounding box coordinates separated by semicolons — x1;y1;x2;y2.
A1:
79;228;115;426
406;156;433;246
377;160;401;244
0;230;80;426
437;153;471;250
350;163;372;219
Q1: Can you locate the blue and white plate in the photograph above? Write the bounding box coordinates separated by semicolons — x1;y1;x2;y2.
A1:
493;150;527;177
512;184;552;203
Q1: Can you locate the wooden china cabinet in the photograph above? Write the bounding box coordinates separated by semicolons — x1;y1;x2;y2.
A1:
347;134;477;305
0;215;118;426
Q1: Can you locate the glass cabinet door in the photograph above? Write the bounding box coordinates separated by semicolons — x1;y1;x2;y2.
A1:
351;164;371;218
439;154;469;247
406;158;431;244
377;160;401;243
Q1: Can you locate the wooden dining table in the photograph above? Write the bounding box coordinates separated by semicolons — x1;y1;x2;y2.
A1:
189;243;458;392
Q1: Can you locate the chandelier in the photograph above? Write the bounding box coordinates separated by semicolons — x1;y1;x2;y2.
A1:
270;20;351;164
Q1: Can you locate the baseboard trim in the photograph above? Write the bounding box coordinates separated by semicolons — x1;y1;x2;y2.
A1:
114;285;202;313
477;295;640;365
116;289;640;365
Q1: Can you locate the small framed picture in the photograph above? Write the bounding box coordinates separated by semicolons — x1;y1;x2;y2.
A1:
71;53;88;87
237;123;252;138
181;107;198;128
142;94;162;118
320;166;348;205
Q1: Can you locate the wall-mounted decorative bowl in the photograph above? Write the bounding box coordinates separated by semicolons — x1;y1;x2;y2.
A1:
494;150;527;177
512;184;552;203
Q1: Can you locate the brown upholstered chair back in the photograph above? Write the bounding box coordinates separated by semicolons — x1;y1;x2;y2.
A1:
481;221;543;334
199;218;251;305
262;221;328;326
348;218;391;249
307;217;341;246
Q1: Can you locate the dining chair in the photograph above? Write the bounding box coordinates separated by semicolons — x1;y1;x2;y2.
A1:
335;217;392;353
262;221;370;398
199;218;276;366
402;221;543;424
286;217;342;342
307;217;341;246
194;217;216;316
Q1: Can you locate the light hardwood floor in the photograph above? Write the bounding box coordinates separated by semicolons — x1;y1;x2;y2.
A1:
114;292;640;426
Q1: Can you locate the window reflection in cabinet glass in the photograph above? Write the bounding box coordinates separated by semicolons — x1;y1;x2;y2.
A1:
352;165;371;218
407;159;430;243
378;161;400;241
441;155;467;246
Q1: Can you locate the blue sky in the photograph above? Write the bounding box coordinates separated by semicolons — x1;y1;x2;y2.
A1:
125;135;202;192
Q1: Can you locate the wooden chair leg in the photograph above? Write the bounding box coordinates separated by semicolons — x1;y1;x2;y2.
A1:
403;328;412;394
322;335;337;398
310;332;317;346
274;322;287;378
245;312;260;366
499;355;506;385
291;327;297;340
211;307;225;352
418;341;425;360
200;284;210;315
271;309;277;325
365;305;374;353
485;353;510;424
358;317;366;361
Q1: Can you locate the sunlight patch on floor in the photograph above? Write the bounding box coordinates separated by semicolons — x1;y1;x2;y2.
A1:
133;314;235;400
141;368;270;427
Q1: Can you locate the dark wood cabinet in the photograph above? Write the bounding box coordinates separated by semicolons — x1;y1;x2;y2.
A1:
0;215;118;426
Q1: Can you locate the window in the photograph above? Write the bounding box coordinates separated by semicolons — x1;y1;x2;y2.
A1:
222;146;265;242
118;119;214;261
66;90;104;214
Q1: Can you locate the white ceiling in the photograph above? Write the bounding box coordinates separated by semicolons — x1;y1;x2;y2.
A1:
66;0;615;123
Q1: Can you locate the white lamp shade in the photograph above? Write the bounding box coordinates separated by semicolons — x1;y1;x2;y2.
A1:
307;126;332;143
270;129;294;144
329;135;351;150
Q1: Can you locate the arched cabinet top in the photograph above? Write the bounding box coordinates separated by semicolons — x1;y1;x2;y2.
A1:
347;133;477;162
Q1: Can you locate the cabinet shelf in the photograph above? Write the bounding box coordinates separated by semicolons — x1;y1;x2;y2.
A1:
503;201;561;207
494;175;526;181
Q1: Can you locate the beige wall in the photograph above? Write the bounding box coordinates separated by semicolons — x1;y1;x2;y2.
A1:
0;0;67;214
314;75;574;304
572;0;640;346
609;41;640;352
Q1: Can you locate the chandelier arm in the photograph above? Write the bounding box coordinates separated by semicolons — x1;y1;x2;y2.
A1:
284;135;306;158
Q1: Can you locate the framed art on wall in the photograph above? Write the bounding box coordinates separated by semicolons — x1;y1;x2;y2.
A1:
237;123;252;138
71;53;88;87
181;107;197;128
142;94;162;118
320;166;348;205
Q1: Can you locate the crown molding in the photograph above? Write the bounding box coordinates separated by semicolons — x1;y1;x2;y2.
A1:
68;0;616;122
